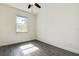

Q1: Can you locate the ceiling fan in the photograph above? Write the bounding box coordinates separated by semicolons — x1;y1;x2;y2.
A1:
28;3;41;9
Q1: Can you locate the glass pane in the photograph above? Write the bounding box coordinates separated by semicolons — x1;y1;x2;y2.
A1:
16;16;28;32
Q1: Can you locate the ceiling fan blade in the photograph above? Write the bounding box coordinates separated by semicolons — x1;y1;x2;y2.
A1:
35;3;41;8
28;4;32;8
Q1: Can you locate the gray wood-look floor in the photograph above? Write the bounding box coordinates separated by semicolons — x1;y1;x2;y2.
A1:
0;40;78;56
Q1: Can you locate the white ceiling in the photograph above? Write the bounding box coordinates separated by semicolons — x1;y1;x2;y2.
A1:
5;3;43;15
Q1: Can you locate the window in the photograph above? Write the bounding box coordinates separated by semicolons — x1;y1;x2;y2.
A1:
16;16;28;32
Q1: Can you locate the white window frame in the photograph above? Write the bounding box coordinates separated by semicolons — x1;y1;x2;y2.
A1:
16;15;28;33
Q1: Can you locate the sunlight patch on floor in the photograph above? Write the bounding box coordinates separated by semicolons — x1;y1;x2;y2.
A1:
20;44;39;55
20;44;34;50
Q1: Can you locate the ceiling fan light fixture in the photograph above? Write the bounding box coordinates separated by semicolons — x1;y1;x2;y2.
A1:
28;3;41;9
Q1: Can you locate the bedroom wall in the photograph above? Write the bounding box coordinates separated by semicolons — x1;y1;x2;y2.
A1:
37;3;79;54
0;4;36;46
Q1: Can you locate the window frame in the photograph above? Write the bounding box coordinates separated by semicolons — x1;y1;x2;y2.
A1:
16;15;28;33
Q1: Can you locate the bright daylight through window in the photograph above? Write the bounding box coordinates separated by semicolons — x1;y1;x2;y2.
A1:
16;16;28;32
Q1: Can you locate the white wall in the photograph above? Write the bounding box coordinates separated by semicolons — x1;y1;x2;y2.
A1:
0;4;36;46
37;3;79;54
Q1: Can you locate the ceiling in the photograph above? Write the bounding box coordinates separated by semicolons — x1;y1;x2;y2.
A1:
5;3;43;15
